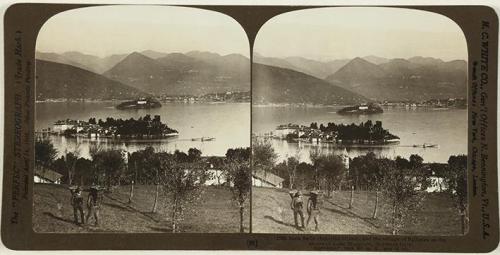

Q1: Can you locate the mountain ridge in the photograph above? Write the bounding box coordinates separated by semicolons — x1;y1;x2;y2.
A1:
253;63;367;105
35;60;148;100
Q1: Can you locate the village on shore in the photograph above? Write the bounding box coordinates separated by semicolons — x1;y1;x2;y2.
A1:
36;114;178;139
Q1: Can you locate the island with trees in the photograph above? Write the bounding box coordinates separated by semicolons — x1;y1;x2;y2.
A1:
273;120;400;145
116;97;162;110
337;103;384;115
42;114;178;139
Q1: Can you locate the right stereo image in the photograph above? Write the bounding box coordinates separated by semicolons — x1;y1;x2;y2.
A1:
251;7;468;236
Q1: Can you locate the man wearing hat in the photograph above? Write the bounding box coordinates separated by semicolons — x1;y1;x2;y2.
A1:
290;190;305;229
86;185;103;226
306;190;322;232
69;186;85;225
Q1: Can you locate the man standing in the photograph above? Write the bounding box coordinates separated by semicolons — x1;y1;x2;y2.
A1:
70;186;85;225
86;185;103;226
290;190;305;229
306;190;322;232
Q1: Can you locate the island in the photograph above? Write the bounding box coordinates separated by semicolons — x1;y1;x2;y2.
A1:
273;120;399;145
116;97;162;110
41;114;178;139
337;103;383;115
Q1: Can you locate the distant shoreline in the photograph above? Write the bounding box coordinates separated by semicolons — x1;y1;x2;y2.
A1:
35;100;251;104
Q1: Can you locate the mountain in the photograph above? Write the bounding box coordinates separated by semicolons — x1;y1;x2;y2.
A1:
253;54;300;72
104;51;250;95
35;51;93;71
36;51;127;74
407;56;444;66
284;56;344;79
323;59;352;77
156;53;203;71
327;57;386;85
252;63;367;105
326;57;467;101
140;50;169;59
362;55;390;65
35;60;147;100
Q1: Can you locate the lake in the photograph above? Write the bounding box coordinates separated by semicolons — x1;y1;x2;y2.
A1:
36;102;250;158
252;106;467;163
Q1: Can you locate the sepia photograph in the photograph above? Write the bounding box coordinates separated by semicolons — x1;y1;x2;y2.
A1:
33;5;251;233
252;7;468;235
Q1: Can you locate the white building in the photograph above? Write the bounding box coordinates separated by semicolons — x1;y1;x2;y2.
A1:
205;169;228;186
274;124;300;138
34;168;63;184
53;121;76;133
252;170;284;188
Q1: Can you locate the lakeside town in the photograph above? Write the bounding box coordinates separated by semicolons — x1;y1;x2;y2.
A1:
252;97;467;108
35;91;251;104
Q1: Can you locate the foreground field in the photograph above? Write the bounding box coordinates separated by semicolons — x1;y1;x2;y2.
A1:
33;184;249;233
252;187;463;235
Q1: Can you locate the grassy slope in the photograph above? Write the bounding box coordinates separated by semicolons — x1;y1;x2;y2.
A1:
252;187;462;235
33;184;249;233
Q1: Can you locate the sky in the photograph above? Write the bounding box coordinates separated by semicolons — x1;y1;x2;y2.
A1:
254;7;468;61
36;5;249;57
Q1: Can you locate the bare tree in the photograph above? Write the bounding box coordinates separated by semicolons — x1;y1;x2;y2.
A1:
225;147;251;233
285;156;300;189
252;138;277;177
63;144;80;185
380;160;425;235
161;150;208;233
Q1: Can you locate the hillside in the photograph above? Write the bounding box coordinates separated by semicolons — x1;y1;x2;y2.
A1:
252;63;367;105
104;51;250;95
35;60;148;100
326;57;467;101
252;187;462;235
328;57;386;84
33;184;249;233
254;54;381;79
285;56;350;79
36;51;128;74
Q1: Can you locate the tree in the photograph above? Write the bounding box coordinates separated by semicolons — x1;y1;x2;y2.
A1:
187;148;202;162
273;155;300;190
161;150;209;233
35;138;58;174
252;138;277;175
295;162;315;190
62;145;80;185
380;160;425;235
314;153;346;197
286;156;300;189
91;149;125;191
142;147;162;213
309;148;322;189
444;155;468;235
225;147;251;233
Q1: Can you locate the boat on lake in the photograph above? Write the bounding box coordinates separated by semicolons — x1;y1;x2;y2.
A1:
192;137;215;141
413;143;438;148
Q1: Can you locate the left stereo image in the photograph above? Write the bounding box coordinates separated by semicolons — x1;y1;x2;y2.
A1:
33;5;251;233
